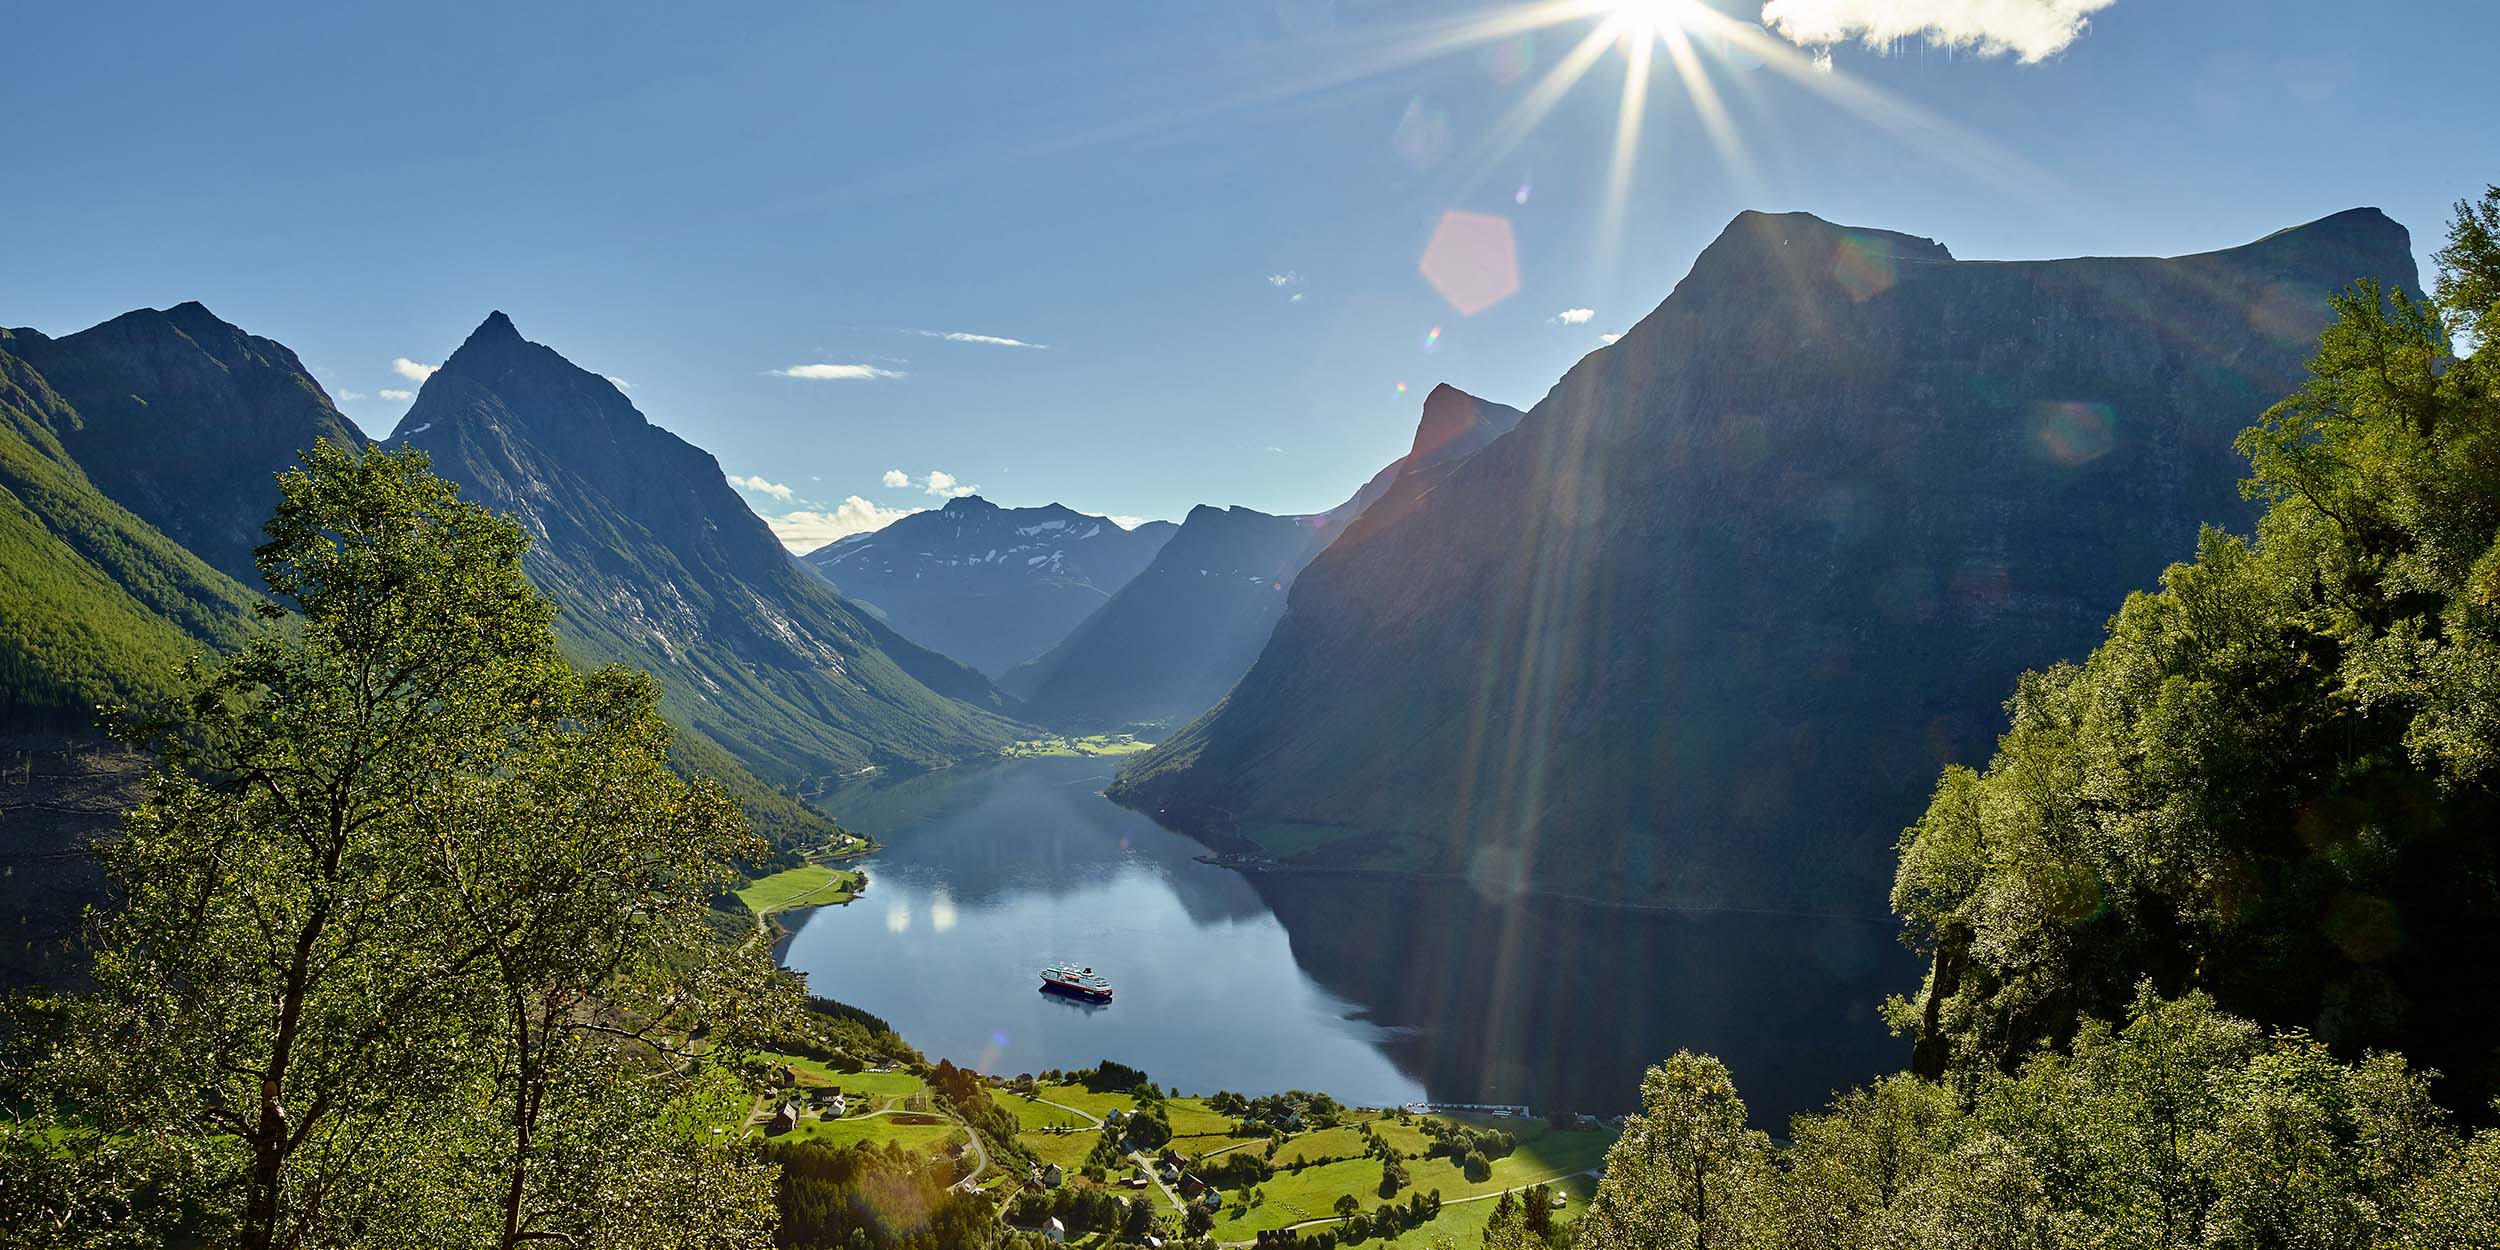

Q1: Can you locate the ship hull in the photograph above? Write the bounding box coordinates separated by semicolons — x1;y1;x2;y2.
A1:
1040;978;1113;1002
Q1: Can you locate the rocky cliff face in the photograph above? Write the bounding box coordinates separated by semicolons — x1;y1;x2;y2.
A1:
803;497;1178;676
1002;385;1523;730
5;302;368;585
1115;208;2423;912
390;313;1020;789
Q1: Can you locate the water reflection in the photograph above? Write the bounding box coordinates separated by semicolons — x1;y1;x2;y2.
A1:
779;757;1917;1123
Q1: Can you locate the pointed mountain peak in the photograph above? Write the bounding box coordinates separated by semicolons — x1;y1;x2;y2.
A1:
1409;383;1523;463
459;309;525;351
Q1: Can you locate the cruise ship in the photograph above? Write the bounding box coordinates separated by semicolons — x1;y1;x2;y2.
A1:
1040;962;1113;1001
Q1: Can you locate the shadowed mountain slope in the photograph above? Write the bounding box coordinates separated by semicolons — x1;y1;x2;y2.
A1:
388;313;1022;798
1115;208;2422;912
1003;384;1523;729
802;497;1177;676
4;302;367;585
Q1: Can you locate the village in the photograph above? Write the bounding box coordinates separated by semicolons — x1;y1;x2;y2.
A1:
724;1051;1617;1249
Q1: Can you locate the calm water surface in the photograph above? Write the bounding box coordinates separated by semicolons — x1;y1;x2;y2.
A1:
779;757;1918;1123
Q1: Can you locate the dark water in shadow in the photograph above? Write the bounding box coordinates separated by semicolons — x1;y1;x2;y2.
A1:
780;757;1918;1122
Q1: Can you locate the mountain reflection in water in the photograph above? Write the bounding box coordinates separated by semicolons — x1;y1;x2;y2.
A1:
778;757;1915;1122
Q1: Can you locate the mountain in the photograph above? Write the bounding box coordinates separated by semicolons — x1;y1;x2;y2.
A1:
801;497;1178;675
4;302;367;585
0;335;258;728
996;504;1333;728
999;383;1522;729
1114;208;2422;912
387;313;1023;801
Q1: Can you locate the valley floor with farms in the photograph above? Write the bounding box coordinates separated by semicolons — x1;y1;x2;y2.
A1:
705;1048;1613;1248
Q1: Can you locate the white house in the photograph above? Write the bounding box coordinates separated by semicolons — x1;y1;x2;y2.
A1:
1043;1217;1066;1244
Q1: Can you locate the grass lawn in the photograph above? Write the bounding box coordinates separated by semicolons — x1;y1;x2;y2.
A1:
737;864;862;918
1377;1172;1598;1248
1367;1118;1438;1158
1163;1097;1239;1138
1209;1117;1615;1242
1033;1083;1141;1120
757;1055;928;1101
1001;1092;1098;1131
781;1114;962;1155
1016;1127;1104;1171
1001;733;1155;759
1269;1125;1370;1167
1179;1133;1274;1161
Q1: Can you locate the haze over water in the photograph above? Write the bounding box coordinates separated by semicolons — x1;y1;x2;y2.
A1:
781;755;1917;1122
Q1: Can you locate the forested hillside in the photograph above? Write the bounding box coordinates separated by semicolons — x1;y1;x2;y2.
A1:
1892;187;2500;1116
0;339;256;728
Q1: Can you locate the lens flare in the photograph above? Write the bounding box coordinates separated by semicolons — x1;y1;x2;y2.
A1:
1424;325;1443;352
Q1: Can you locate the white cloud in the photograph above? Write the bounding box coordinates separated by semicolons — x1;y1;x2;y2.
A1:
1288;292;1305;303
1267;271;1306;290
1554;307;1595;325
726;473;796;502
881;468;912;488
335;389;367;402
1599;332;1624;345
911;329;1047;349
920;470;977;498
763;497;923;552
1263;446;1285;454
775;363;906;380
1759;0;2116;63
1107;515;1149;530
391;357;438;383
379;388;416;400
606;375;633;390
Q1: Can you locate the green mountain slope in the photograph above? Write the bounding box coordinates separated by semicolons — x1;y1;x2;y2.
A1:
5;302;367;586
0;339;257;728
388;313;1024;796
1116;208;2424;912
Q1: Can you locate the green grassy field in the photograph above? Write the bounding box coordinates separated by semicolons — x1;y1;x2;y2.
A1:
1162;1096;1239;1138
1376;1172;1598;1248
736;863;862;918
1001;733;1156;759
1001;1092;1098;1131
1031;1083;1142;1120
779;1113;963;1154
1208;1117;1613;1242
757;1054;927;1106
1016;1127;1105;1171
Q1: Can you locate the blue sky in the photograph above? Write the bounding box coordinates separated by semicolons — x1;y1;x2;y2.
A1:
4;0;2493;549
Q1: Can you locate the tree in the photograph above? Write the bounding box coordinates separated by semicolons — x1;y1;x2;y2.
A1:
7;444;780;1246
1893;187;2500;1116
1335;1193;1362;1222
1578;1052;1769;1250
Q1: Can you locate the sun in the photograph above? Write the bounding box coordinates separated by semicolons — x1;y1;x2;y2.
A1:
1610;0;1694;40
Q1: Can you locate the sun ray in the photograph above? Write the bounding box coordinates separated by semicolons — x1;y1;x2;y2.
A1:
1593;28;1655;277
1450;16;1626;201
